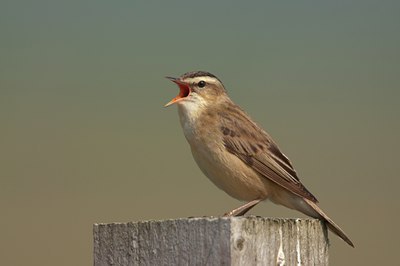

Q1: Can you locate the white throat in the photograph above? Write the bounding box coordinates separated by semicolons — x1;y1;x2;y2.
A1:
177;96;207;142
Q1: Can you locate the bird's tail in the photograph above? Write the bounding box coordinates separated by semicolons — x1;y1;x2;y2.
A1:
303;198;354;247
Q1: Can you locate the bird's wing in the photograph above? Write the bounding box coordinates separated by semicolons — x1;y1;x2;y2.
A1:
220;110;318;203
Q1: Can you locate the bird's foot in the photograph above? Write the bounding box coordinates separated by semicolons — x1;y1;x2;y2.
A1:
223;199;262;217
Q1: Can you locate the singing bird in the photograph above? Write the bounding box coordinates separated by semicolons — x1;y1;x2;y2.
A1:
165;71;354;247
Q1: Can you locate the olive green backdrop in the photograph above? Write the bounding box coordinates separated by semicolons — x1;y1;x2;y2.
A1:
1;1;399;265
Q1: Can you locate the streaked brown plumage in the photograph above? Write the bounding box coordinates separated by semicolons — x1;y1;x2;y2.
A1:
165;71;354;247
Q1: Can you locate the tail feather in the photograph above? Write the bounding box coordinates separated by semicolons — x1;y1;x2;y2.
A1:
303;198;354;247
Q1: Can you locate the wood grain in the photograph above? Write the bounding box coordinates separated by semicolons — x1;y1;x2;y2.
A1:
94;217;328;266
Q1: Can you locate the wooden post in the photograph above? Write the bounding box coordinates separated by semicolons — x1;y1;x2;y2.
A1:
94;217;329;266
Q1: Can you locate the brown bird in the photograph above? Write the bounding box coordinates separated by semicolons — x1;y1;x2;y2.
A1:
165;71;354;247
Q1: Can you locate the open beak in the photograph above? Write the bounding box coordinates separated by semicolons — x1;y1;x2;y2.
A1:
165;77;191;107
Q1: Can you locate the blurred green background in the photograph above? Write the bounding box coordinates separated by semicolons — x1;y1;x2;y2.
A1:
1;0;399;265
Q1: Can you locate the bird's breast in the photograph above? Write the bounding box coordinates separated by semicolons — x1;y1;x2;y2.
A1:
177;106;271;201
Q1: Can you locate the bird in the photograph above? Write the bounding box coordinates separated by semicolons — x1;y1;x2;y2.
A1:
164;70;354;247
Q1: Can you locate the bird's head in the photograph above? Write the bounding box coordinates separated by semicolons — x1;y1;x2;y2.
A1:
165;71;227;108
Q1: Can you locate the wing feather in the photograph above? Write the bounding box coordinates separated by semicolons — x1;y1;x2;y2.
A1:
220;107;318;203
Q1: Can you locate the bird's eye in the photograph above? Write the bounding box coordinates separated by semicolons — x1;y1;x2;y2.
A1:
198;80;206;88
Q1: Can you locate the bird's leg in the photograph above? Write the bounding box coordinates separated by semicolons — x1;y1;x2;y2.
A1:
223;199;262;217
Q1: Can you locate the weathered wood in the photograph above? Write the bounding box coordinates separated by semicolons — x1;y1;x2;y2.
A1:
94;217;329;266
